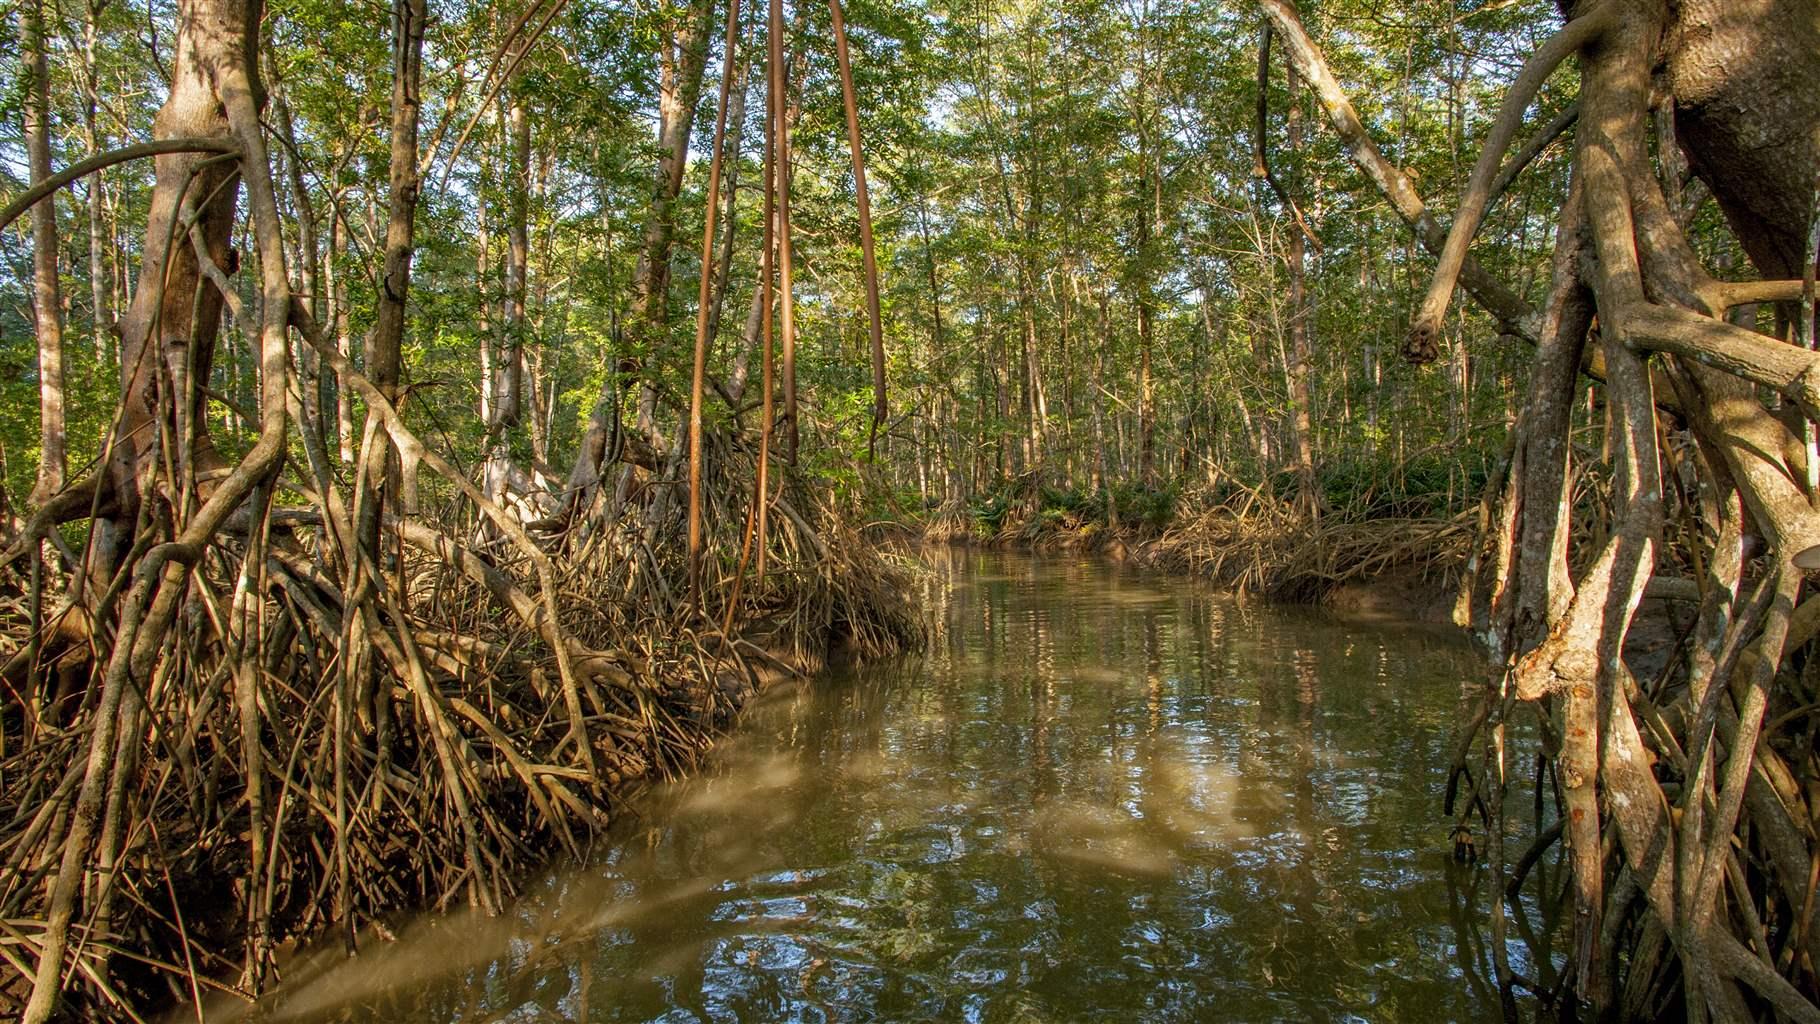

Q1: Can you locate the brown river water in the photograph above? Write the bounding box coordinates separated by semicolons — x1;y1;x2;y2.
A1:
199;549;1562;1023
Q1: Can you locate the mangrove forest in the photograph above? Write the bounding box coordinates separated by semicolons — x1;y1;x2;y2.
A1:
2;0;1818;1019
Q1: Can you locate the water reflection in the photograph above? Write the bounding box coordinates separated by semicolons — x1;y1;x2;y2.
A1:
207;550;1561;1023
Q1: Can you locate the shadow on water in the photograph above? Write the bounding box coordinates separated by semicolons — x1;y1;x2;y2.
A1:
198;549;1565;1023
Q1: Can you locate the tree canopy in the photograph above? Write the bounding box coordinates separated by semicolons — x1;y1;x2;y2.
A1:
4;0;1819;1020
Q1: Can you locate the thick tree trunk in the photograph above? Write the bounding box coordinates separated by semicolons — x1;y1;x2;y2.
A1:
1670;0;1820;282
107;3;246;540
23;0;67;505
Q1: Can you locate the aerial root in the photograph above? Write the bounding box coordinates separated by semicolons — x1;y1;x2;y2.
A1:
0;399;922;1021
1143;488;1472;602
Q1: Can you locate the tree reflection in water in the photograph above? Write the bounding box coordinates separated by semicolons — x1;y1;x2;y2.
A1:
210;550;1564;1024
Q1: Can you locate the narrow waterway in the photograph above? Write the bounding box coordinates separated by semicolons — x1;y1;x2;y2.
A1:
218;550;1560;1023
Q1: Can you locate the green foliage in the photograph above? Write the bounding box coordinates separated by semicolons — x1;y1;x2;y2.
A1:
954;480;1177;541
968;491;1014;539
1312;456;1492;520
1108;481;1177;529
0;0;1605;549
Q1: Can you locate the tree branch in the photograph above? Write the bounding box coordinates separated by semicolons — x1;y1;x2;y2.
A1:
1408;8;1612;360
1488;102;1578;215
1255;0;1537;351
1253;25;1322;254
0;138;239;234
1622;304;1820;421
1698;277;1808;313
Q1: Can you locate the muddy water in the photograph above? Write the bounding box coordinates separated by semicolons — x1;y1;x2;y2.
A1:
216;550;1561;1023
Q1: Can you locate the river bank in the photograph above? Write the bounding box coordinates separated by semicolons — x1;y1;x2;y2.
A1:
2;485;926;1022
911;493;1471;628
913;510;1696;671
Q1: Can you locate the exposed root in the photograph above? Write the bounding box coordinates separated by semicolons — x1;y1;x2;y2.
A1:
0;418;920;1020
1142;495;1472;603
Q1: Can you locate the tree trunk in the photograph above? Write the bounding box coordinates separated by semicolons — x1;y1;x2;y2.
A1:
477;188;494;425
107;3;246;541
1133;150;1156;489
1284;61;1317;517
527;146;554;469
274;87;325;434
1671;0;1820;282
483;88;531;509
701;53;749;384
329;203;354;463
23;0;67;506
1137;294;1155;487
359;0;426;545
83;0;112;359
498;93;530;431
567;0;713;498
1094;288;1118;529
